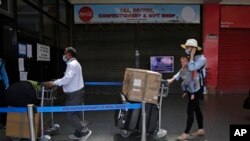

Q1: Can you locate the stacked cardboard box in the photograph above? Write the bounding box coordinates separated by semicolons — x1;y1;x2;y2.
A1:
6;112;40;139
122;68;162;104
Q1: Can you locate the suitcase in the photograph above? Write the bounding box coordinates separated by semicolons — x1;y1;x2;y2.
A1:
114;93;159;136
114;94;140;130
138;103;159;133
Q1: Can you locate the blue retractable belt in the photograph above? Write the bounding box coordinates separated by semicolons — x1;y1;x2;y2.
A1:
85;82;123;86
37;103;141;112
0;107;27;113
0;103;142;113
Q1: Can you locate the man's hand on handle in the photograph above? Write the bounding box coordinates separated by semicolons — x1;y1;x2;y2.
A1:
45;81;54;89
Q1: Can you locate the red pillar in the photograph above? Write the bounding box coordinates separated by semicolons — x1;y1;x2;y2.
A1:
203;3;220;93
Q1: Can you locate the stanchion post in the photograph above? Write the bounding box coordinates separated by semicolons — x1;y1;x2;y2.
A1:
27;104;36;141
141;101;146;141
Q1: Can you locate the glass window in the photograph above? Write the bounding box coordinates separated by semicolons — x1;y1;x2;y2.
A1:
43;0;57;18
59;0;66;24
60;25;70;48
43;15;58;47
17;0;39;32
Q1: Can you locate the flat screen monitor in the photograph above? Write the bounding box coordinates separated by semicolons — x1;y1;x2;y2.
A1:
150;56;174;73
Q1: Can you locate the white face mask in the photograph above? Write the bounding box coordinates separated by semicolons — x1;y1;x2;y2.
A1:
185;49;191;55
62;55;67;62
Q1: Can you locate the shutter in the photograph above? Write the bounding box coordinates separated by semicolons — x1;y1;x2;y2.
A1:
75;24;201;94
138;24;201;93
218;29;250;93
75;24;135;81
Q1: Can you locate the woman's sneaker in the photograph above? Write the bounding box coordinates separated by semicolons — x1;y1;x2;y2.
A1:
191;129;205;136
177;133;190;140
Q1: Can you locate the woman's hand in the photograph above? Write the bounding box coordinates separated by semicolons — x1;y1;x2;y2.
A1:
167;78;175;84
190;47;197;60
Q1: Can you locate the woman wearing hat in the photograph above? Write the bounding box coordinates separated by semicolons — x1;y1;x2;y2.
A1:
168;39;206;140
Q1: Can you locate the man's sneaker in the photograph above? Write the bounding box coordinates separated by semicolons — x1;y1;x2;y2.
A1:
191;129;205;136
68;130;92;141
79;130;92;141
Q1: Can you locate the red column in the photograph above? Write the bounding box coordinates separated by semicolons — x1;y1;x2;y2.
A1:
203;3;220;93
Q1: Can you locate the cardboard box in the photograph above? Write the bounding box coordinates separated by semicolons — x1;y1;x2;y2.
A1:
6;112;40;139
122;68;162;104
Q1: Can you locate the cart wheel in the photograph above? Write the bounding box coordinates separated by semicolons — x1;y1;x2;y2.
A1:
40;135;52;141
154;129;167;140
51;124;60;135
120;130;131;138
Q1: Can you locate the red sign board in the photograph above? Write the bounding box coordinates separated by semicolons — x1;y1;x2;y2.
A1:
221;6;250;28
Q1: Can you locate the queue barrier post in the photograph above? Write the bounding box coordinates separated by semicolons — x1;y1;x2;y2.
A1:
27;104;36;141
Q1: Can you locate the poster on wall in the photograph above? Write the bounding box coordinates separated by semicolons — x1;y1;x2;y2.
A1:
27;44;33;58
37;43;50;61
18;43;27;57
150;56;174;73
74;4;200;24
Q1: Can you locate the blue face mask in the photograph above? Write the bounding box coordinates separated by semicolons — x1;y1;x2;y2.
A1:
185;49;191;55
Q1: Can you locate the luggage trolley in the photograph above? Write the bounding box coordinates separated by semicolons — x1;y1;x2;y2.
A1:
115;79;169;140
37;85;61;141
155;79;169;140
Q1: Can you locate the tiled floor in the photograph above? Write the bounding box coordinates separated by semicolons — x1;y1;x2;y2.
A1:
1;92;250;141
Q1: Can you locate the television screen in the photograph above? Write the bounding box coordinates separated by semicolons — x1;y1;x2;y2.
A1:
150;56;174;73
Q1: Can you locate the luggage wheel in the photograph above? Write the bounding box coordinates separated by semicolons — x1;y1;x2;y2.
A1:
44;124;60;135
154;129;167;140
120;130;132;138
40;135;52;141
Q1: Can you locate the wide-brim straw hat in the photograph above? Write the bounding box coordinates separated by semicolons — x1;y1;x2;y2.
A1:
180;39;202;51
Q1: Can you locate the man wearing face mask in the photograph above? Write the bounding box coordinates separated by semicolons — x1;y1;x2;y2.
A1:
45;47;91;141
168;39;206;140
0;58;9;129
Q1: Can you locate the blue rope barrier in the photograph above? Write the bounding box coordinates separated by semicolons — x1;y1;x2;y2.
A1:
85;82;123;86
0;107;27;113
0;103;142;113
37;103;141;113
